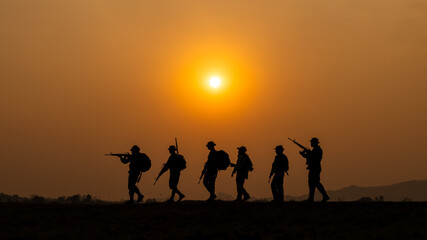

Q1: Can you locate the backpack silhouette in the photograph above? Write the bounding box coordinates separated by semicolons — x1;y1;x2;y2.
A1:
137;153;151;172
177;154;186;170
216;150;230;170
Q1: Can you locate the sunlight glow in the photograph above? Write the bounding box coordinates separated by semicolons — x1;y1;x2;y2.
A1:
209;76;221;88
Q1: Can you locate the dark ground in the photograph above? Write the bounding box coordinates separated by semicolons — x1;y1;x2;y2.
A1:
0;201;426;240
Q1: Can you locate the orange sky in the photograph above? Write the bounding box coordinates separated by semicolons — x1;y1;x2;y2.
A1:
0;0;426;200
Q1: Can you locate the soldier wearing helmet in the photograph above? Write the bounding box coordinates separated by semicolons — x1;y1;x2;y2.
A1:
120;145;149;204
269;145;289;202
300;138;329;202
231;146;253;201
154;145;186;202
200;141;219;201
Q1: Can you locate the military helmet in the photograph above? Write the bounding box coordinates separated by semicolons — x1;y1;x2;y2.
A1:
168;145;176;151
275;145;284;151
206;141;216;147
237;146;247;152
130;145;140;152
310;138;319;143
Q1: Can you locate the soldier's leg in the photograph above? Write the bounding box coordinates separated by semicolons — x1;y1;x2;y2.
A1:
241;178;250;200
169;174;178;201
315;174;329;201
236;177;243;200
174;172;184;198
277;175;284;202
308;171;317;201
271;175;280;201
210;173;217;197
128;173;139;201
203;173;211;193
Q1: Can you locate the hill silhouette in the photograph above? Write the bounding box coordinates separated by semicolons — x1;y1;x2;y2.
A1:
1;180;426;203
291;179;427;201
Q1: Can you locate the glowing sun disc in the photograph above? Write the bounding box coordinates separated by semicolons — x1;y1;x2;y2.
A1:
209;76;221;88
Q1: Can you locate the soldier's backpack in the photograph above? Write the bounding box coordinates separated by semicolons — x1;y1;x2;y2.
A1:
177;154;187;170
216;150;230;170
138;153;151;172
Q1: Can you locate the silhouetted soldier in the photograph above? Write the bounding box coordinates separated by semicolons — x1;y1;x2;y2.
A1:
120;145;151;204
300;138;329;202
154;145;186;202
269;145;289;202
231;146;253;201
200;141;219;201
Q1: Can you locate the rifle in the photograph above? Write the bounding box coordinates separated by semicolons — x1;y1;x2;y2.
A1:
288;138;311;168
175;137;180;154
153;175;160;185
105;153;130;158
287;138;310;152
153;163;165;186
154;138;180;186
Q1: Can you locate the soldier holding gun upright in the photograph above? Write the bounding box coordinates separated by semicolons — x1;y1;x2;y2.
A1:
288;137;329;202
154;139;186;202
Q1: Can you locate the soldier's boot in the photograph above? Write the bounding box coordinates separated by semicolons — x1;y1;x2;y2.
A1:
206;194;217;202
137;193;144;203
306;185;315;202
243;193;250;202
233;194;242;202
126;192;135;204
321;195;330;202
177;193;185;202
317;183;330;202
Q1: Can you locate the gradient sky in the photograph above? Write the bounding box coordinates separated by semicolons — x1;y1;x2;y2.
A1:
1;0;426;200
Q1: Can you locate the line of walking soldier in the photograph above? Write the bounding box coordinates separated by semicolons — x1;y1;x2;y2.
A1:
106;137;329;204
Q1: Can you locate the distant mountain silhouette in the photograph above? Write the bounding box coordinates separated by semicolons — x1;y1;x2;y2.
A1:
290;180;427;201
2;180;426;203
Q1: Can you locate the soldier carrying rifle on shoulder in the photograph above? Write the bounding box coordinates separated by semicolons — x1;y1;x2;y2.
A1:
154;139;186;202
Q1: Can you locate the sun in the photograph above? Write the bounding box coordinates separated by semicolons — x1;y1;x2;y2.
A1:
209;76;221;88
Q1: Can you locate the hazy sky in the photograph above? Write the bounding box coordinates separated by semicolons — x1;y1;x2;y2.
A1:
1;0;426;200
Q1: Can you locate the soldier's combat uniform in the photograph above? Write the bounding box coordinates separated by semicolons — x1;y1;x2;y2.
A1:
300;138;329;202
120;145;147;204
202;141;220;201
269;145;289;202
157;145;185;202
232;146;253;201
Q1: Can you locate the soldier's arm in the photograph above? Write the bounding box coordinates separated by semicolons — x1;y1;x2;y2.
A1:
299;149;311;159
269;161;275;178
120;156;130;164
247;155;254;171
284;156;289;172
